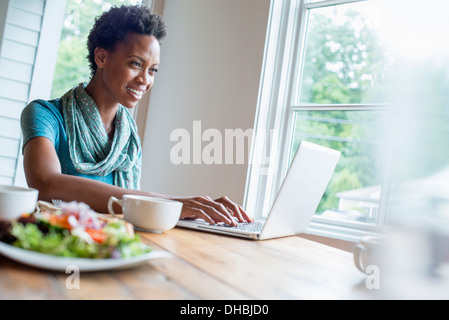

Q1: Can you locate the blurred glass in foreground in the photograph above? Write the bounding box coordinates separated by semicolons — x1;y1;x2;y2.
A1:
375;0;449;299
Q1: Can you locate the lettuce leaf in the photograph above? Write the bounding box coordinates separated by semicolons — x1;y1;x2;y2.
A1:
9;221;151;259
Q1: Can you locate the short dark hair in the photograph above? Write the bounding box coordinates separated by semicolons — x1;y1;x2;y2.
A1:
87;5;166;77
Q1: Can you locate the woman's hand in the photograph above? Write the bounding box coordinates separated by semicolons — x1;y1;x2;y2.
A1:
173;196;254;226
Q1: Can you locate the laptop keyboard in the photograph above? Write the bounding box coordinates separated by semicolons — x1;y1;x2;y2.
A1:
218;221;264;233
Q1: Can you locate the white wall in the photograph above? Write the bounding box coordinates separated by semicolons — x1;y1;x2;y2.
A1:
141;0;270;204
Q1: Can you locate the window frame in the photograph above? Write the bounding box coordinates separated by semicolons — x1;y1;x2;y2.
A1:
244;0;390;242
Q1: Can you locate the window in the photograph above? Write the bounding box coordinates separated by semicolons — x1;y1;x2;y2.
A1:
246;0;449;241
245;0;393;241
290;0;392;239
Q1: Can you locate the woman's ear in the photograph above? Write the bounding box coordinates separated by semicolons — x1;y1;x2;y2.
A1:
94;48;108;69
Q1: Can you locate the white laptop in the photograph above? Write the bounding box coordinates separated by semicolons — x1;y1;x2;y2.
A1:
176;141;341;240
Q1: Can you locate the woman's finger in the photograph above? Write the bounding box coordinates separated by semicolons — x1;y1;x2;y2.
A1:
175;196;251;226
180;205;216;225
237;203;254;222
215;196;254;223
196;197;239;225
183;198;236;226
214;196;246;222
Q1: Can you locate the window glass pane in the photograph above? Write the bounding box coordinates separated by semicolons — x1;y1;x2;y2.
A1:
51;0;142;98
304;0;327;3
298;1;392;104
291;110;387;224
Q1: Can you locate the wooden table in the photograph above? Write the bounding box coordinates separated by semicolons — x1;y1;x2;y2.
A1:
0;227;372;300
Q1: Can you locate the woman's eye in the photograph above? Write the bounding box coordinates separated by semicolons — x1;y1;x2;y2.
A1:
131;61;142;68
148;68;159;75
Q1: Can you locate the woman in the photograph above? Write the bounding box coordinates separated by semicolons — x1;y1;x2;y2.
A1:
20;5;252;226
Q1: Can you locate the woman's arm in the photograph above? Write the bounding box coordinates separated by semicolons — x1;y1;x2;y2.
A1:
23;137;253;225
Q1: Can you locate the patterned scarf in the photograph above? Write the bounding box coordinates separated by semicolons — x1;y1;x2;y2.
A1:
61;83;141;189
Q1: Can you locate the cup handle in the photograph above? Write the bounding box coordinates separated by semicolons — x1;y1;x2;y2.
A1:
108;196;123;217
353;244;366;273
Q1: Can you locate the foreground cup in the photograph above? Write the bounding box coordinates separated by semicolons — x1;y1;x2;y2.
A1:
353;235;387;273
0;185;39;221
108;195;183;232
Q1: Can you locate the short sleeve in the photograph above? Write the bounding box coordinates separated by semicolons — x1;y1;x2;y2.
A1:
20;99;61;153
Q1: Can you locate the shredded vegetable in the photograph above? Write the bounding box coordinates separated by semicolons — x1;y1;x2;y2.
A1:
4;201;151;259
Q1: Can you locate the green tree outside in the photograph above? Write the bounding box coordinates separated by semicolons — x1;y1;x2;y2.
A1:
292;6;391;219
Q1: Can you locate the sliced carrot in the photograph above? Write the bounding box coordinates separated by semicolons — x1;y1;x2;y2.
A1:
49;214;72;229
85;228;107;243
47;213;107;243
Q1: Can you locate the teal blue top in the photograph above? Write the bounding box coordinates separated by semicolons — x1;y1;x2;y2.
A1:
20;98;114;185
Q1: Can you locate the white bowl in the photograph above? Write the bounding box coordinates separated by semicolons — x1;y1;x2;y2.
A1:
0;185;39;221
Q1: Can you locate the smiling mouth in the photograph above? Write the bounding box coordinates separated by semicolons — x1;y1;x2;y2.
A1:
127;87;144;99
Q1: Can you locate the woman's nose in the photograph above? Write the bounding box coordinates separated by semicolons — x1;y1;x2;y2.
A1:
138;71;152;87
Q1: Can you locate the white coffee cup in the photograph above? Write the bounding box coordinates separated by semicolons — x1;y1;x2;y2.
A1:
0;185;39;221
353;235;387;273
107;195;183;233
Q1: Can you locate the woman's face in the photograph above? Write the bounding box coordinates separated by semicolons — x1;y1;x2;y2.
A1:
95;32;161;109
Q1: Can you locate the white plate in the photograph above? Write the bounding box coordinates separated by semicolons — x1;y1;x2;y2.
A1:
0;241;172;272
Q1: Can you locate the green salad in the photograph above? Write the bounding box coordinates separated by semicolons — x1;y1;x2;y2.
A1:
0;201;151;259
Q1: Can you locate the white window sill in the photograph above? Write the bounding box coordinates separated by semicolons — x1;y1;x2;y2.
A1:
306;216;381;243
